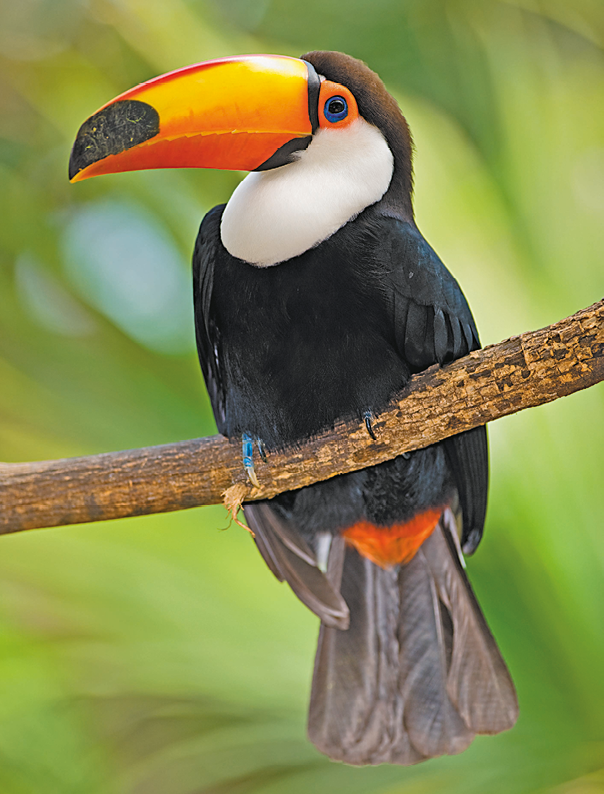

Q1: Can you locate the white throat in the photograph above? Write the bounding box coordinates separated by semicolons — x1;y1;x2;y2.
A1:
220;118;394;267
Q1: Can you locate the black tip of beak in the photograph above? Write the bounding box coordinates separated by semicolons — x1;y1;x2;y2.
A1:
68;99;160;181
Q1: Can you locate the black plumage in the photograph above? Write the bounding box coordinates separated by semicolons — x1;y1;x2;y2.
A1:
192;50;517;765
195;205;477;437
194;203;486;544
193;203;515;764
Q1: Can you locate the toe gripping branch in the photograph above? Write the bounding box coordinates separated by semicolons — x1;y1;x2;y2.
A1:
222;433;267;536
364;410;411;459
363;411;377;440
242;433;260;488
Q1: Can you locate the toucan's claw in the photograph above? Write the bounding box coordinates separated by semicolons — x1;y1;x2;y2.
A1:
257;439;268;463
364;411;377;440
242;433;260;488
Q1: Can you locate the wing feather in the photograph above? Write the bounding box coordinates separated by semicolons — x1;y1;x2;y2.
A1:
379;218;488;552
442;426;489;554
192;205;228;433
244;503;350;630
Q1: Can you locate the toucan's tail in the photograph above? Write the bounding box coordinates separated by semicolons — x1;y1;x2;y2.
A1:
308;511;518;765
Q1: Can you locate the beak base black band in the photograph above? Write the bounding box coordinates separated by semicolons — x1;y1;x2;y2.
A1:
302;60;321;134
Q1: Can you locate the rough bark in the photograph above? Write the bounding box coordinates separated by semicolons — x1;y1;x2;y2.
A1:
0;300;602;535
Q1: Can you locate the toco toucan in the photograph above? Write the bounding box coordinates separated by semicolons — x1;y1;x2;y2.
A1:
70;51;518;765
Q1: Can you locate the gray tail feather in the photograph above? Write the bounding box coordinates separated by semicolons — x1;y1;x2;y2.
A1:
308;511;518;765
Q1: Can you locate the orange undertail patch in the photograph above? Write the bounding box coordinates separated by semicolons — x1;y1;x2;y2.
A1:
341;508;443;568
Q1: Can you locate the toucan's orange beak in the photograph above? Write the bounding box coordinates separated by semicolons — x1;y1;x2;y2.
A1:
69;55;319;182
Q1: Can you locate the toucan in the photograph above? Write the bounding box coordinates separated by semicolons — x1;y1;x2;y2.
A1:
70;51;518;765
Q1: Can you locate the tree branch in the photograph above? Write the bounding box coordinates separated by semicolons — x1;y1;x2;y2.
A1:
1;300;602;535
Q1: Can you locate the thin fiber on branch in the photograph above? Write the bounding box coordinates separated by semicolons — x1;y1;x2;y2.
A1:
0;300;602;535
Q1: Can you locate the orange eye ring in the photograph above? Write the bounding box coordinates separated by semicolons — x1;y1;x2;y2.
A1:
318;81;358;129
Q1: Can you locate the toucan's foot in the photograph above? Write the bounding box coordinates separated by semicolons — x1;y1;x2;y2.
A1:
257;438;268;463
242;433;260;487
363;411;377;440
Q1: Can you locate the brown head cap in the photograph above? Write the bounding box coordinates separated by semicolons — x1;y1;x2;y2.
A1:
302;51;414;220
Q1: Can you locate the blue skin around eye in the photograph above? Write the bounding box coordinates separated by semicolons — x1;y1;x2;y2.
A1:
324;96;348;123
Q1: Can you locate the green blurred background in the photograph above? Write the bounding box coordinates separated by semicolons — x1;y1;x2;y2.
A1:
0;0;603;791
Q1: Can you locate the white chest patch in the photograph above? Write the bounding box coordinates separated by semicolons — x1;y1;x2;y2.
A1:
220;118;394;267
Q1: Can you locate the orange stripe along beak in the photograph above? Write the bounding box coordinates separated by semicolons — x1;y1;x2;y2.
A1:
69;55;319;182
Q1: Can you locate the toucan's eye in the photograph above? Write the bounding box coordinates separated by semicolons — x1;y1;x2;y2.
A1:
324;96;348;123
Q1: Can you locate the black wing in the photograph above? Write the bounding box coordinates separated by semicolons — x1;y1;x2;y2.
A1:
377;218;488;553
192;204;227;434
